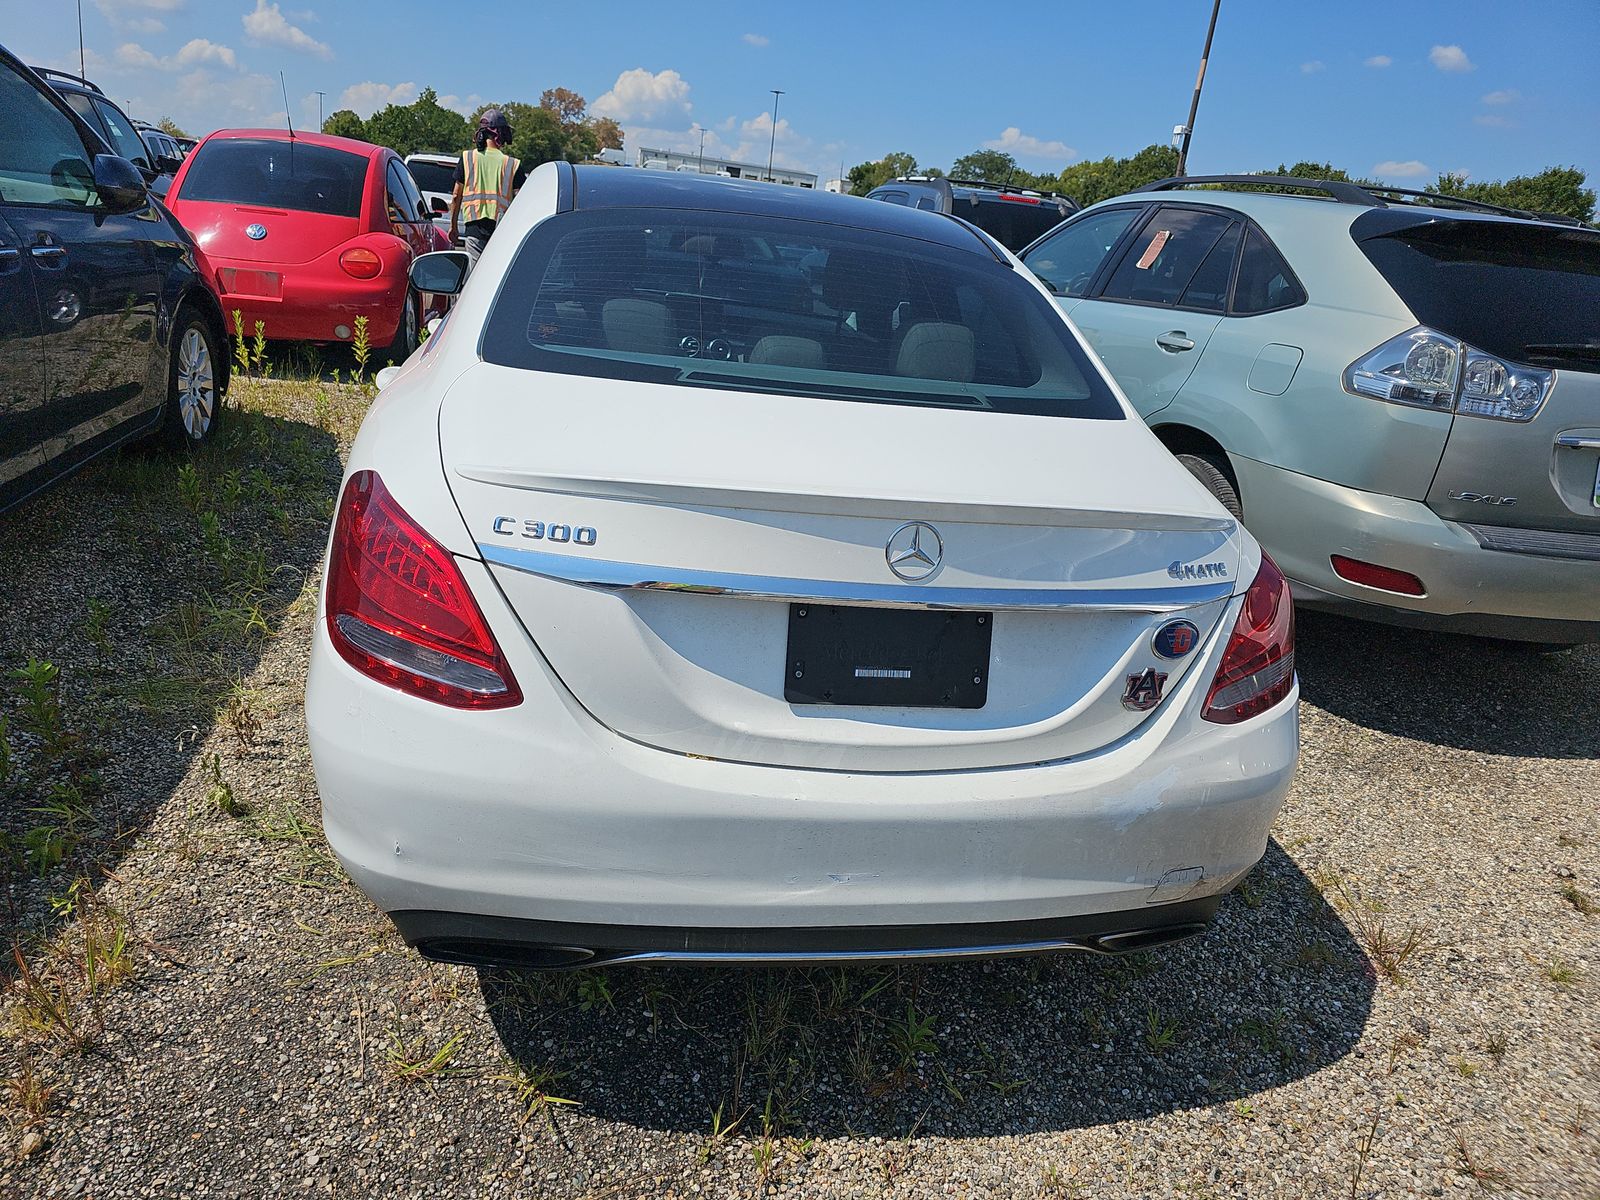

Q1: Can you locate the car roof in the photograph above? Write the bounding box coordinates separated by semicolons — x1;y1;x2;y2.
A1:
406;153;458;164
570;165;994;255
199;128;386;159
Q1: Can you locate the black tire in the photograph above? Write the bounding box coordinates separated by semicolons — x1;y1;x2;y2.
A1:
163;306;222;449
1176;452;1242;520
383;287;421;364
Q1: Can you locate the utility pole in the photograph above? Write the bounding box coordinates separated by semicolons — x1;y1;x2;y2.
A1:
1175;0;1222;177
766;89;784;182
315;90;326;132
693;124;706;173
76;0;85;79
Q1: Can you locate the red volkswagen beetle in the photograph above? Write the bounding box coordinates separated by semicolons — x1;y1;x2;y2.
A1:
165;129;449;361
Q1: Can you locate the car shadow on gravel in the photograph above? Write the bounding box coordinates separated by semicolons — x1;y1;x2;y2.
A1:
480;839;1374;1138
1294;609;1600;759
0;407;343;961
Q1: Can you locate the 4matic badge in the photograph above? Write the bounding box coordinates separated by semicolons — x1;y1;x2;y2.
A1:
492;517;598;546
1168;560;1228;581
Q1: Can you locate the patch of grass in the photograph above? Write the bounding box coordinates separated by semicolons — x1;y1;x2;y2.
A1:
1236;1010;1296;1068
1454;1057;1481;1078
386;1029;470;1085
1484;1032;1509;1063
497;1060;579;1128
1144;1004;1182;1055
1545;958;1579;986
204;753;245;818
1560;882;1596;916
1455;1133;1513;1190
1322;868;1427;983
3;1053;56;1125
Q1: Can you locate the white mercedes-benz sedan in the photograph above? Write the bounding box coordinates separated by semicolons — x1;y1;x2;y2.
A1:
305;164;1298;969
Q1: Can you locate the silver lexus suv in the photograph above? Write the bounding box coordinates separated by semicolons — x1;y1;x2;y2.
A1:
1019;175;1600;645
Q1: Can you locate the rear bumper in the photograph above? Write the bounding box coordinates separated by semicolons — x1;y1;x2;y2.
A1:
1233;456;1600;643
209;256;404;344
307;559;1298;953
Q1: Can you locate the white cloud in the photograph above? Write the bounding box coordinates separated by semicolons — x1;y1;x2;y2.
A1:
243;0;332;60
983;126;1075;162
113;38;239;72
591;68;691;122
1372;159;1431;179
337;80;417;117
1300;60;1325;74
1474;114;1516;129
95;0;182;33
1429;44;1474;72
174;39;238;70
742;33;769;47
1364;54;1392;68
1480;88;1519;105
115;42;164;69
437;93;485;117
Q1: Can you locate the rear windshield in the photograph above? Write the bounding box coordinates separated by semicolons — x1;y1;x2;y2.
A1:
178;138;368;217
1358;219;1600;366
481;208;1121;419
959;196;1071;252
407;158;456;195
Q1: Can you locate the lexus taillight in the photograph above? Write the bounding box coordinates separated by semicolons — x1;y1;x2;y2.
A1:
1202;553;1295;725
1342;326;1553;422
339;247;383;279
326;471;521;709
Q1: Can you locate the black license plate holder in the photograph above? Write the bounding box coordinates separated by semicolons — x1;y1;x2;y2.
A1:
784;604;992;708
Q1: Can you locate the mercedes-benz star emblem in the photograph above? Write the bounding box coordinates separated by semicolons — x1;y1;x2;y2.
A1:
245;223;267;241
885;521;943;582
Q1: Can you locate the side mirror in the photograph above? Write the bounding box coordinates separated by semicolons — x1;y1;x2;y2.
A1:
410;250;470;296
93;155;147;213
156;153;184;175
430;197;449;214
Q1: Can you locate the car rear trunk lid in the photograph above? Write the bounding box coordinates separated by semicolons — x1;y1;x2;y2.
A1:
439;365;1245;771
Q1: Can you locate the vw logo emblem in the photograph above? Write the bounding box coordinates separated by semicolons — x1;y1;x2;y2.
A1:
885;521;943;582
245;223;267;240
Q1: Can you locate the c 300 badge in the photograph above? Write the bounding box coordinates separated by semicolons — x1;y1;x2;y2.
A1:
1123;667;1169;712
492;517;597;546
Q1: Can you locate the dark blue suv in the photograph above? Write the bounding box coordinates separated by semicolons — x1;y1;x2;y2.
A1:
0;45;229;513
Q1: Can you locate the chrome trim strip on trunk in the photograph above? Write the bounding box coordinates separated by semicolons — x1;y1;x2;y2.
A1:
1462;523;1600;562
456;466;1238;531
1555;434;1600;450
477;543;1235;611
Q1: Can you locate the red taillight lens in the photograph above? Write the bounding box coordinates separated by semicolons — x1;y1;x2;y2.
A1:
1202;552;1295;725
339;247;383;279
325;471;521;709
1329;554;1427;597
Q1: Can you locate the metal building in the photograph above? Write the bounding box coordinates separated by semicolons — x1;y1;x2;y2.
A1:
636;146;817;188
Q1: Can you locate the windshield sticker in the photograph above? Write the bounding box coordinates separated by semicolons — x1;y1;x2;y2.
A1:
1136;230;1171;270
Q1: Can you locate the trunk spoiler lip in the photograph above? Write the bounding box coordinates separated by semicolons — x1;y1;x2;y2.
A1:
454;466;1238;534
477;543;1235;613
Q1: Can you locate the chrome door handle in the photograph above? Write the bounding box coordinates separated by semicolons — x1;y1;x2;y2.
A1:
1155;331;1195;353
1555;435;1600;450
0;247;19;274
30;245;67;267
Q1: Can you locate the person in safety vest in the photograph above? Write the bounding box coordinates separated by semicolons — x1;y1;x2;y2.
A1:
449;108;527;266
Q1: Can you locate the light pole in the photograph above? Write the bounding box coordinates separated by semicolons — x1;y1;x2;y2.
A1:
693;124;706;173
1175;0;1222;177
766;89;784;183
315;90;326;132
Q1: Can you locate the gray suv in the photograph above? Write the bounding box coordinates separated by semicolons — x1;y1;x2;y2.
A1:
1019;175;1600;644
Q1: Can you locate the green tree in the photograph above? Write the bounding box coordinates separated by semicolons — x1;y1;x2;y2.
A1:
1055;145;1178;207
321;109;366;140
846;151;919;196
1429;165;1595;222
362;87;470;157
950;148;1019;184
156;116;189;139
588;116;624;153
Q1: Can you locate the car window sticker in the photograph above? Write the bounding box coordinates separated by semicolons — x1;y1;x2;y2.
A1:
1136;229;1171;271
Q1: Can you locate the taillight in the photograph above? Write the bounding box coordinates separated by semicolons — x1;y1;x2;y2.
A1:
1342;326;1553;422
339;247;383;279
1202;552;1295;725
325;471;521;709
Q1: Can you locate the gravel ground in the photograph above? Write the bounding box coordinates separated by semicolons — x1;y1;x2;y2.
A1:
2;378;1596;1198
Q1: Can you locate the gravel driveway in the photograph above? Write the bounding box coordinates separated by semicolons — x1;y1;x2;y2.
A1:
2;379;1596;1198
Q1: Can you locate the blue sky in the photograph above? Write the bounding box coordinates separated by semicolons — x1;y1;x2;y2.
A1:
10;0;1598;186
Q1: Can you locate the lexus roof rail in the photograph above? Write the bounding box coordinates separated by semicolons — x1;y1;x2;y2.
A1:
945;177;1077;204
31;66;104;95
1143;175;1375;205
1145;174;1587;226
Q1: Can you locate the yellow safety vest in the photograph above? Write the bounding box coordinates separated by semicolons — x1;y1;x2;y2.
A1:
459;148;518;223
